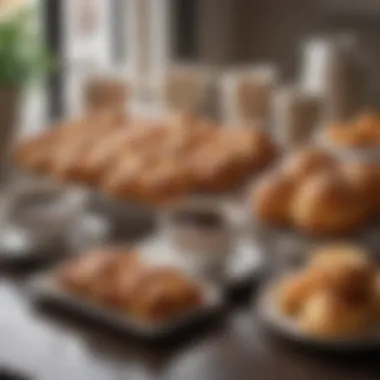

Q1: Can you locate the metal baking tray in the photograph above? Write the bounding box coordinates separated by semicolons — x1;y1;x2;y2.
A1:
257;280;380;351
31;273;224;339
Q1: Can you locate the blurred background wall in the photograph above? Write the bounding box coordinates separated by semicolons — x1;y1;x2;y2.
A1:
39;0;380;120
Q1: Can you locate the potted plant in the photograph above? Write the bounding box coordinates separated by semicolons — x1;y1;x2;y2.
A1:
0;3;51;177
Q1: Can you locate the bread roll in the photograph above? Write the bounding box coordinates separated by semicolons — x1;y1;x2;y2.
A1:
251;170;295;226
299;291;372;338
340;161;380;215
276;270;326;316
291;172;366;235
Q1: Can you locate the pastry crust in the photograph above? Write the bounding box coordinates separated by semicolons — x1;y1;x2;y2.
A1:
14;113;278;200
127;267;203;322
58;248;203;322
12;130;59;174
281;147;336;186
309;244;369;270
299;291;372;338
101;155;150;200
273;244;378;338
340;161;380;215
276;270;326;316
291;172;366;235
251;170;295;226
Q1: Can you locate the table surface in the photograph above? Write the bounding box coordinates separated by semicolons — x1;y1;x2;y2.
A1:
1;272;380;380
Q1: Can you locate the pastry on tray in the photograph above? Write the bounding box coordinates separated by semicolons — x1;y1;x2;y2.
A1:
271;244;379;339
57;246;204;323
13;111;127;177
14;112;278;203
250;169;295;227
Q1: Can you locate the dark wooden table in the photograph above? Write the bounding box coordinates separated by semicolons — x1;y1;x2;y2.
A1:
1;273;380;380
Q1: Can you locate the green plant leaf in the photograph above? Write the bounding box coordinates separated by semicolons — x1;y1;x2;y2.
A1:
0;5;53;87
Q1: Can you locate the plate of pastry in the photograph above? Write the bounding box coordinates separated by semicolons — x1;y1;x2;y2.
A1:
31;246;224;338
247;145;380;269
258;244;380;350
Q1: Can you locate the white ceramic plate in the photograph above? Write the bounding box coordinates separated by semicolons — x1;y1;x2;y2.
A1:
258;282;380;351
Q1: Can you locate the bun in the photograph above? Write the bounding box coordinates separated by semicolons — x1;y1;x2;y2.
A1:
291;172;366;235
299;291;371;338
276;271;325;316
251;170;295;226
273;244;377;338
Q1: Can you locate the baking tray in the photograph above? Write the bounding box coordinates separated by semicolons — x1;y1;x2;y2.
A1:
257;281;380;351
31;273;224;339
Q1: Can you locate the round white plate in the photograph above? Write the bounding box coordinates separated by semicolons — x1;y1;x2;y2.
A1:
257;282;380;351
